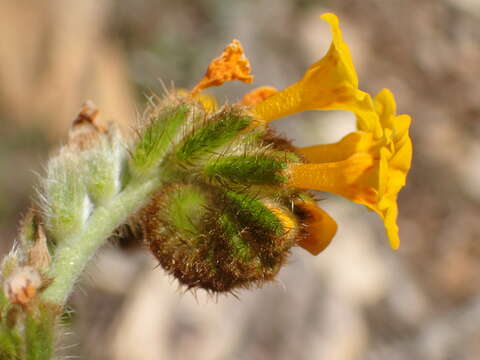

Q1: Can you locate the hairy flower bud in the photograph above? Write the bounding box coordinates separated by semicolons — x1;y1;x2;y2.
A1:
66;101;126;205
43;154;91;242
41;102;126;242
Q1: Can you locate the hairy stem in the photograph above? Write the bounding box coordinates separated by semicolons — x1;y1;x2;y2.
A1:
42;177;161;305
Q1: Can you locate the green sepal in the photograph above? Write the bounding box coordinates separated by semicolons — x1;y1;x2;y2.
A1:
0;286;21;359
84;152;119;203
44;156;89;242
205;155;287;185
0;287;7;311
0;323;22;360
175;109;251;163
1;255;19;280
271;150;301;163
25;308;56;360
130;104;189;176
165;185;208;237
223;192;283;236
83;130;125;205
219;214;254;263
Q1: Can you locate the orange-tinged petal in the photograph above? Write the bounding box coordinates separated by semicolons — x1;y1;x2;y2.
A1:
241;86;278;106
192;39;253;95
295;200;337;255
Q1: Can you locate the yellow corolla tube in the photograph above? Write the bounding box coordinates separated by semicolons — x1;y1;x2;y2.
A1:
252;13;377;130
290;90;412;250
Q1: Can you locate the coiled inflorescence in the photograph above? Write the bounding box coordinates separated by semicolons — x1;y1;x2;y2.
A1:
137;98;316;292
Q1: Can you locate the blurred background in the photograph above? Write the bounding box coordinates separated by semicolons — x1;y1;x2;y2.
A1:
1;0;480;359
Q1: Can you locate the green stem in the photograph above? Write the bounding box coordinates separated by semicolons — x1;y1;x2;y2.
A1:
42;178;161;305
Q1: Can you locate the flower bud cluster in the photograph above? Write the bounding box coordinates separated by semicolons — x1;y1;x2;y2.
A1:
137;96;318;292
0;213;56;360
41;102;126;243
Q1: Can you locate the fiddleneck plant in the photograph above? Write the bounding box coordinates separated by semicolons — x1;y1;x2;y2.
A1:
0;13;412;359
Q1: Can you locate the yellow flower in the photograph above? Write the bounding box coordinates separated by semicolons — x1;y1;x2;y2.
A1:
249;13;412;250
192;12;412;252
291;89;412;249
252;13;381;137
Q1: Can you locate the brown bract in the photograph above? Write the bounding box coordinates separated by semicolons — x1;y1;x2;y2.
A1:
28;223;51;270
68;100;107;151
